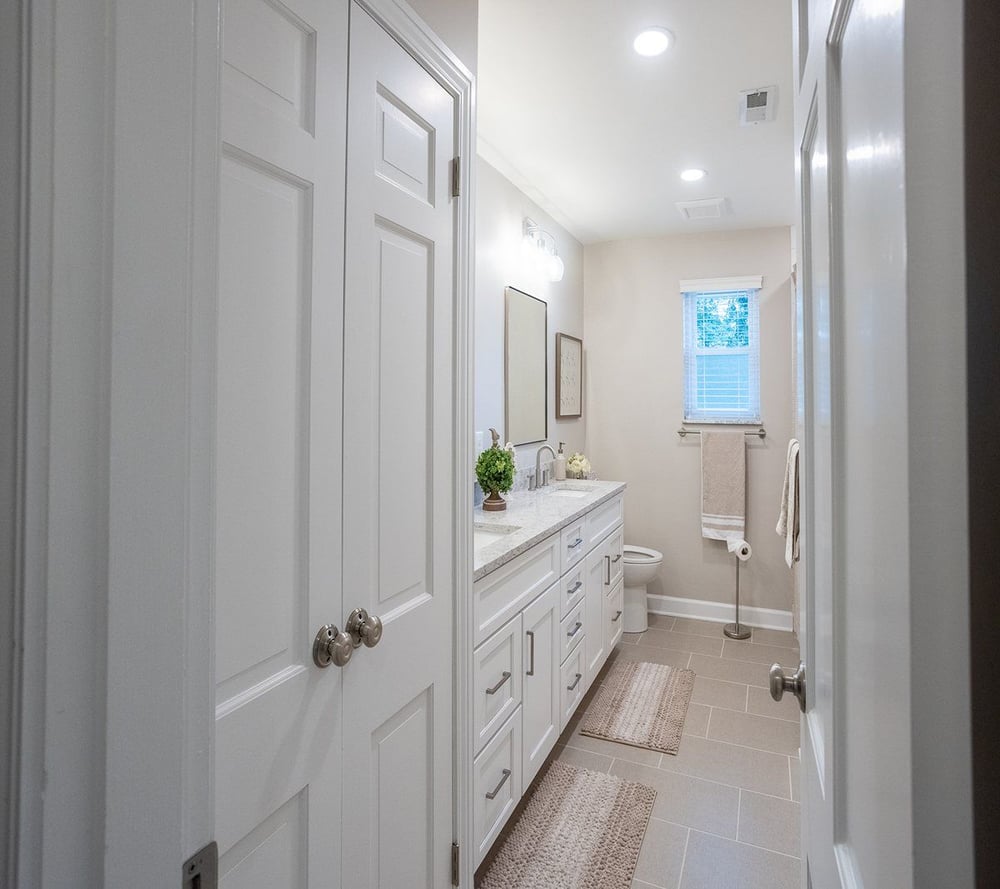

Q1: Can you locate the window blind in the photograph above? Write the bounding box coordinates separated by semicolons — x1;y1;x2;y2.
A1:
682;288;761;423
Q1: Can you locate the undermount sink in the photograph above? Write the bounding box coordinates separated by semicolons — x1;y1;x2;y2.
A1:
547;484;592;499
473;523;521;550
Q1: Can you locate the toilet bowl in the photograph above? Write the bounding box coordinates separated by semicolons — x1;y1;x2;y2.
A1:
623;545;663;634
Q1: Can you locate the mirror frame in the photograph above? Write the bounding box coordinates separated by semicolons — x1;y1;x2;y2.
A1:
504;286;548;446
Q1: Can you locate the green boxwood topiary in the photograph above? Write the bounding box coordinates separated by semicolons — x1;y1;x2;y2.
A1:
475;445;515;495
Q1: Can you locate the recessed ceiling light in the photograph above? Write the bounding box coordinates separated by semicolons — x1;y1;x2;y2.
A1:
633;27;674;57
680;168;707;182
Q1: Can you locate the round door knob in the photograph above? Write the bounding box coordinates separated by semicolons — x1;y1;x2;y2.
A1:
346;607;383;649
769;661;807;711
313;624;353;668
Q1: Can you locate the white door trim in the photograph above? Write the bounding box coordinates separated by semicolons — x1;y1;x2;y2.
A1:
15;0;474;885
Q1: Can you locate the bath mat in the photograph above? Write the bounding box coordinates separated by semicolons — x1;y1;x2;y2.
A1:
580;659;695;755
477;760;655;889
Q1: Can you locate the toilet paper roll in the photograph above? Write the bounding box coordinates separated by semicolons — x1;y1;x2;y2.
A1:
726;538;752;561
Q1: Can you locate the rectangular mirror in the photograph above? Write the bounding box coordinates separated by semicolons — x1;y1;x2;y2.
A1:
505;287;547;445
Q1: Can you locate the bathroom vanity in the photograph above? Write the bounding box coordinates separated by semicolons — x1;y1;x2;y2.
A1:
470;480;625;866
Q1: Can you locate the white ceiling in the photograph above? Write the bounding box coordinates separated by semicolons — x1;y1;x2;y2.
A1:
477;0;796;245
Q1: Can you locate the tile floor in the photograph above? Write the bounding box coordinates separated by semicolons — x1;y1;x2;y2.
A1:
488;614;802;889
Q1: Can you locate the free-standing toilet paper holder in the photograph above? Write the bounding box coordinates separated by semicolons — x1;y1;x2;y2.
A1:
723;553;752;640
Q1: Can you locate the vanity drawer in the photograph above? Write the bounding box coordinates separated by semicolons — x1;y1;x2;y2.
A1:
606;526;624;589
474;707;522;867
605;578;624;654
473;614;523;755
559;643;587;732
585;494;623;550
559;519;587;574
474;535;560;646
560;564;586;619
560;600;585;664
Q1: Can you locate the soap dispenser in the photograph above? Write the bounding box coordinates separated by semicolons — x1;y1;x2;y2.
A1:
554;442;567;481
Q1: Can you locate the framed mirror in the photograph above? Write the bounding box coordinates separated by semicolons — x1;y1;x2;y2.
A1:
504;287;547;445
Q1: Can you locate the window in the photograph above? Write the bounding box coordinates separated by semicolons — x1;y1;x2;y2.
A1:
681;277;762;423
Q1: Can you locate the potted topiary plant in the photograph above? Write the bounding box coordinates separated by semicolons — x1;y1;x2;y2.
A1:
476;428;515;512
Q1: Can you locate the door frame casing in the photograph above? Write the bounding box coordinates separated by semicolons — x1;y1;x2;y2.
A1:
12;0;475;885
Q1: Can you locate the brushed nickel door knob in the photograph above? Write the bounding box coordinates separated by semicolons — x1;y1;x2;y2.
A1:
346;607;384;649
769;661;806;711
313;624;353;668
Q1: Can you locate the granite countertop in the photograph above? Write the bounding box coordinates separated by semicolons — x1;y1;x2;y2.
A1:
473;479;626;581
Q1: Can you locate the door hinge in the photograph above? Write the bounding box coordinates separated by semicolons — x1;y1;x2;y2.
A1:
182;841;217;889
451;841;460;886
451;156;461;198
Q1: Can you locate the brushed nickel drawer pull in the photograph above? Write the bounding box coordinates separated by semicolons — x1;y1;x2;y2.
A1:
612;610;622;622
566;621;582;638
485;768;512;800
612;553;622;563
526;630;535;676
567;580;583;595
485;671;511;696
568;537;584;550
567;672;583;692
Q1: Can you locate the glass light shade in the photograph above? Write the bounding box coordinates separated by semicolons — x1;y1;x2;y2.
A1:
548;253;565;282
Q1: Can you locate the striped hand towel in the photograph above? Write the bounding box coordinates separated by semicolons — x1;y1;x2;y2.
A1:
701;430;746;541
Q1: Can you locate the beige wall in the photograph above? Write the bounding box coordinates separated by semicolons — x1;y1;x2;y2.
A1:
410;0;477;72
584;227;794;613
475;158;585;475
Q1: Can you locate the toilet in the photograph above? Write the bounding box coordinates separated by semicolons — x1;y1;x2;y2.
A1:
622;545;663;633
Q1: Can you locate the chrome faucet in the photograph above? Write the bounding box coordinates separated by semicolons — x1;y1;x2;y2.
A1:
535;444;556;488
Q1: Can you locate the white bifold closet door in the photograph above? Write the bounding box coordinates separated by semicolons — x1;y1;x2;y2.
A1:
214;1;457;886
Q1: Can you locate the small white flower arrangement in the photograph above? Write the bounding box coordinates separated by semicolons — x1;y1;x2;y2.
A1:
566;452;591;478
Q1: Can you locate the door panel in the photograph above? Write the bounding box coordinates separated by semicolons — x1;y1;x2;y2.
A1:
584;544;608;688
795;0;913;885
341;5;457;886
215;0;347;882
521;584;559;790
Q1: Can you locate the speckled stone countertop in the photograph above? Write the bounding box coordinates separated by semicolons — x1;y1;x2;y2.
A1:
473;479;626;581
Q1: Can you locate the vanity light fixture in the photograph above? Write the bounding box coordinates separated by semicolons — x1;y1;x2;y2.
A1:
680;168;707;182
633;27;674;57
522;218;565;283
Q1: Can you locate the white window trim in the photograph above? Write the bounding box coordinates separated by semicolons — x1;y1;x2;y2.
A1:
681;276;763;424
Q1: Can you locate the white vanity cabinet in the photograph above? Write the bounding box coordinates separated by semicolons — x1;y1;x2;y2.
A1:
520;584;560;792
471;488;624;866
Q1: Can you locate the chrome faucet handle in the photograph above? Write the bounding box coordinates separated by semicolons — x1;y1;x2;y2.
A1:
527;469;536;491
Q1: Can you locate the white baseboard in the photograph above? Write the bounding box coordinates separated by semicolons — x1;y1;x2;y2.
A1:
647;593;793;632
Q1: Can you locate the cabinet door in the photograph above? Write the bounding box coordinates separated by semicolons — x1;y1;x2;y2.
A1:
584;545;608;690
605;578;624;655
520;584;560;792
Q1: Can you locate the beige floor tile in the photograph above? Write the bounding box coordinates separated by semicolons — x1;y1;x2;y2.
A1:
789;757;800;802
658;735;792;798
747;685;800;722
747;627;799;650
634;818;688;889
618;642;692;670
671;617;730;638
690;676;748;712
633;881;666;889
738;791;801;856
551;743;613;773
688;653;769;688
611;760;739;838
622;632;643;644
707;709;801;756
647;613;676;630
680;830;799;889
564;729;664;768
638;628;725;656
682;703;712;738
722;639;802;666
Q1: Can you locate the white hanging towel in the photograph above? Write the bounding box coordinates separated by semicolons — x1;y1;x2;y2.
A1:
776;439;801;567
700;430;746;541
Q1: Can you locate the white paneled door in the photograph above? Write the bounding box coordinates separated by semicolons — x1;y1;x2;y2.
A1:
341;6;457;887
215;1;457;886
794;0;912;886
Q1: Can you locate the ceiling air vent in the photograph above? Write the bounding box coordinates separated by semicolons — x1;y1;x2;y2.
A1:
739;86;778;125
676;197;729;221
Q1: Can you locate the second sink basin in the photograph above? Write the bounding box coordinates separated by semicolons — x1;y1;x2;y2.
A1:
473;523;521;550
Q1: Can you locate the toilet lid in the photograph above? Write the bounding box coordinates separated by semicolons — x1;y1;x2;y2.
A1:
623;545;662;562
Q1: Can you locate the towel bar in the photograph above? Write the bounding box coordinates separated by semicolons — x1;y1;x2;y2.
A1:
677;426;766;439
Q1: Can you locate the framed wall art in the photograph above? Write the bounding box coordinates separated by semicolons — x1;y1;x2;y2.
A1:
555;332;582;419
